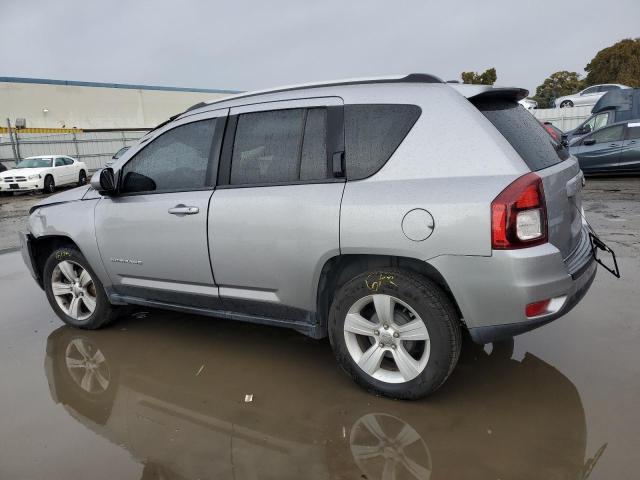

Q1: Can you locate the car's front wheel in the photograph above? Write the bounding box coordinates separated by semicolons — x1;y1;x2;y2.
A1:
43;175;55;194
328;268;461;399
43;246;122;329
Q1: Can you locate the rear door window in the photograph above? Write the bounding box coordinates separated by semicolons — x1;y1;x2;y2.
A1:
344;104;421;180
230;107;330;185
476;100;568;171
626;122;640;140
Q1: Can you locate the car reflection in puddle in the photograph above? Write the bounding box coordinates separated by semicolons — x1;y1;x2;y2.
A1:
44;311;589;480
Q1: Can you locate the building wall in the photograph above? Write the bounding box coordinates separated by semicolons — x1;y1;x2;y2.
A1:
0;78;238;130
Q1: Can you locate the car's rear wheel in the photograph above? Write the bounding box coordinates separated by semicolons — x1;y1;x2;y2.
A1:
560;100;574;108
43;175;55;194
328;268;461;399
78;170;87;186
43;246;121;329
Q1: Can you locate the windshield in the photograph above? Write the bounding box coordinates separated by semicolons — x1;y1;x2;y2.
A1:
15;158;52;168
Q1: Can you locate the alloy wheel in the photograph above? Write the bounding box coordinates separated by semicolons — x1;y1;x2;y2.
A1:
51;260;97;321
343;294;430;383
65;338;110;394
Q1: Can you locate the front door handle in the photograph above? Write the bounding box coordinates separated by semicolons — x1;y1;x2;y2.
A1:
168;205;199;215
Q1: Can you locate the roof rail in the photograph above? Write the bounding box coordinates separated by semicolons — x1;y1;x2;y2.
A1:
183;73;443;113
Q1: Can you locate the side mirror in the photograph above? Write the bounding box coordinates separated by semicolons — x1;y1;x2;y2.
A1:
90;168;116;194
583;139;596;146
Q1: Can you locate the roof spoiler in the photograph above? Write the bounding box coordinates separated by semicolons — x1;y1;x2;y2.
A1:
450;84;529;102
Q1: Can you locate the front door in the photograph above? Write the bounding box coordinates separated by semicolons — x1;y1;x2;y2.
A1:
209;98;345;319
95;109;227;308
575;124;625;174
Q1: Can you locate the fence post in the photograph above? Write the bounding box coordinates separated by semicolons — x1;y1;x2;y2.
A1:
6;118;19;164
72;131;81;159
121;130;127;148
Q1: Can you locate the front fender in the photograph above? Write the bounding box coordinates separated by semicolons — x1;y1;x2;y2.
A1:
28;198;111;290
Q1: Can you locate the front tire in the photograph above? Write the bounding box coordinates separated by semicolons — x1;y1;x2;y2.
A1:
328;268;461;400
43;246;121;329
560;100;574;108
43;175;55;194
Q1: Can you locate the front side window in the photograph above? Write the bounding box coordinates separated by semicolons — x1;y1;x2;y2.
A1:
230;108;329;185
121;119;217;193
593;113;610;131
344;104;421;180
589;125;624;144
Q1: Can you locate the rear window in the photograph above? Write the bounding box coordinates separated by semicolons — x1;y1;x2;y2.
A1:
345;104;421;179
476;100;569;171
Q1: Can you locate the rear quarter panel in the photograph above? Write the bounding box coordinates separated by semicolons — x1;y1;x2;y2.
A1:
340;85;529;260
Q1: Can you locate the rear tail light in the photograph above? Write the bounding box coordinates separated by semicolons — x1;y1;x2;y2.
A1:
491;172;547;249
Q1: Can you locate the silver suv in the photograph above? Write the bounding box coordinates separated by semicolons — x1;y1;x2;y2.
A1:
20;74;597;399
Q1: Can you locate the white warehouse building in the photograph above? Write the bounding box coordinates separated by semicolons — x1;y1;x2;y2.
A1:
0;77;239;169
0;77;239;130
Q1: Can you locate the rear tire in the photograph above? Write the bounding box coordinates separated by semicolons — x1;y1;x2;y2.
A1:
44;175;55;194
560;100;573;108
78;170;87;186
328;268;461;400
43;246;121;329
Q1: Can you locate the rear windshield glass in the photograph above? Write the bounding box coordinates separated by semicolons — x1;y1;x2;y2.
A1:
476;100;569;171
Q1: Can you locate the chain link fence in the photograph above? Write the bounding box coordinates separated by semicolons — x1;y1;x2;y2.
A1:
0;129;149;172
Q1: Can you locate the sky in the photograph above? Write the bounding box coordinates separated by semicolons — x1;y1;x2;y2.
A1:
1;0;638;95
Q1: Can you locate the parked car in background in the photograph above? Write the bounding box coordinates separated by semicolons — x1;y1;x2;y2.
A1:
21;74;597;399
554;84;630;108
569;120;640;175
518;98;538;110
563;88;640;144
0;155;87;195
105;146;130;168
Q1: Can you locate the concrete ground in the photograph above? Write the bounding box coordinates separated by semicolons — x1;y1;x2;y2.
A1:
0;178;638;479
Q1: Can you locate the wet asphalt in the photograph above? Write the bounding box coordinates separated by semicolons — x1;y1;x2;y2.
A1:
0;178;639;479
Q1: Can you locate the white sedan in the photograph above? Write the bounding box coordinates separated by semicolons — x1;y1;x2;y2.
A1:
0;155;88;195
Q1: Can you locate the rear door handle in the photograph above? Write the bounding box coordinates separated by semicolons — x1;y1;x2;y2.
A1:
168;205;199;215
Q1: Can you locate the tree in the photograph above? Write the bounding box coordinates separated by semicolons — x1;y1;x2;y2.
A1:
531;71;584;108
584;38;640;87
461;68;497;85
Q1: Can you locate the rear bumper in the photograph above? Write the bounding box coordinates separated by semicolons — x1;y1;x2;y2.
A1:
19;231;43;288
429;229;596;344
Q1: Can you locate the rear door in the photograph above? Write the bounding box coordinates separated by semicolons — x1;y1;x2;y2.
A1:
577;86;601;106
53;157;67;184
618;122;640;172
209;98;344;318
574;124;625;174
95;109;227;308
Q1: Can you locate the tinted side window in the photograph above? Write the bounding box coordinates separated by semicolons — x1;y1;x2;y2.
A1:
121;119;217;193
591;125;624;143
63;158;74;165
54;158;65;167
599;85;618;92
300;108;328;181
231;109;304;185
582;86;598;95
627;123;640;140
344;104;421;180
593;113;610;130
477;99;568;171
